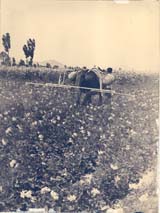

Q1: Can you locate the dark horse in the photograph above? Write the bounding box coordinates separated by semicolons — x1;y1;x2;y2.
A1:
74;69;102;105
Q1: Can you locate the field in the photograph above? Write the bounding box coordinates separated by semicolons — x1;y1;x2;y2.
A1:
0;67;159;212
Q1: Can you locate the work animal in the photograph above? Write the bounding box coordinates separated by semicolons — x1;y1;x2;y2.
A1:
69;69;103;105
68;67;115;105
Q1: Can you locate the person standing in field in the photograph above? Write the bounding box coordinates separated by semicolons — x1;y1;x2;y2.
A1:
103;67;115;103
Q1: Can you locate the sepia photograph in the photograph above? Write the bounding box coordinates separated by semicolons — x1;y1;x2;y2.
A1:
0;0;159;212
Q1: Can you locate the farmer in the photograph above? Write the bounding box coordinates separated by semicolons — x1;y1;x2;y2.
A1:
82;66;88;71
103;67;115;102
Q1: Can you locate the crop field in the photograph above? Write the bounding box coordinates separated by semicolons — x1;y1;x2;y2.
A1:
0;69;159;212
0;66;62;83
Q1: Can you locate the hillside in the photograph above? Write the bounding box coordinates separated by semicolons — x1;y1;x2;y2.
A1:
39;59;64;68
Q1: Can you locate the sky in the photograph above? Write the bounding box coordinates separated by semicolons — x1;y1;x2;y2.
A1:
0;0;159;72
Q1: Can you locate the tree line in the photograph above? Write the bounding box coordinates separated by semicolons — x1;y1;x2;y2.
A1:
0;33;60;69
2;33;36;66
1;33;36;67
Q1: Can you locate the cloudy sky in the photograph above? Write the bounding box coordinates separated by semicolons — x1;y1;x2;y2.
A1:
0;0;159;72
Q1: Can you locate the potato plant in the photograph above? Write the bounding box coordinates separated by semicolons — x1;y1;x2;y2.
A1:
0;70;158;212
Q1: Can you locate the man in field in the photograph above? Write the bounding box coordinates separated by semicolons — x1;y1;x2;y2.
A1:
97;66;115;96
68;65;115;105
104;67;115;99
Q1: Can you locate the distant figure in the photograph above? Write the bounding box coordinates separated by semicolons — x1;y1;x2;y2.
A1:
103;67;115;102
95;66;115;99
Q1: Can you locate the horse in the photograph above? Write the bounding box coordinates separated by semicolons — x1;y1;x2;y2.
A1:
70;68;103;105
68;67;115;105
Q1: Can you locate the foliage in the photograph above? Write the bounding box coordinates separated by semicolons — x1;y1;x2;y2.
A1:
2;33;11;55
0;51;11;66
12;58;16;66
0;71;158;212
0;66;61;83
53;65;59;69
23;39;35;66
46;63;51;68
18;59;25;67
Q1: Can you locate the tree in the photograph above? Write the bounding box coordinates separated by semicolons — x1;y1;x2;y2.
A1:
2;33;11;55
12;57;16;66
18;59;25;66
53;65;59;69
23;38;35;66
0;51;11;66
46;63;51;68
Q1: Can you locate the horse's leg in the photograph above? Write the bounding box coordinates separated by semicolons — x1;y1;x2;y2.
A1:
98;92;103;105
106;91;111;105
83;91;102;105
76;90;82;105
82;91;92;105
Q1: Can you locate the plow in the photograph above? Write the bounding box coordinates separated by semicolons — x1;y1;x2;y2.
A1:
25;81;136;98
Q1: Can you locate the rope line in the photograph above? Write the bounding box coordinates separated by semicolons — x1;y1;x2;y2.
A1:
25;82;135;98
